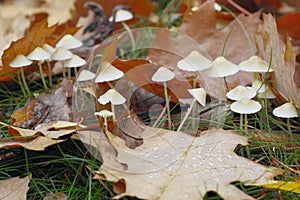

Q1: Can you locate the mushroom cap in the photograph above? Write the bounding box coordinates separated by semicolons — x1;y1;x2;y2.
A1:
27;47;51;61
257;88;276;99
77;70;96;81
95;61;124;83
64;55;86;68
177;50;212;72
226;85;256;101
273;102;298;118
188;88;206;106
42;44;56;54
98;89;126;105
151;66;175;82
9;54;32;68
230;98;261;114
109;8;133;22
203;56;239;77
51;47;73;61
239;56;273;72
95;110;114;118
56;34;83;49
252;79;268;93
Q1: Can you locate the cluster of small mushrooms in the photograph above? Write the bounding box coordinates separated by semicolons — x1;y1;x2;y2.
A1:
9;34;86;95
92;49;298;134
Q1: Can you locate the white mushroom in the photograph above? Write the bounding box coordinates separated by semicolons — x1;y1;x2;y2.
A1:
177;88;206;132
9;54;32;95
152;66;175;128
51;47;73;79
95;61;124;84
42;43;56;86
252;79;268;93
98;89;126;123
239;56;273;73
95;110;114;132
230;98;261;131
77;70;96;82
203;56;239;78
27;47;51;89
273;102;298;135
64;55;87;79
177;50;212;88
56;34;83;49
226;85;256;101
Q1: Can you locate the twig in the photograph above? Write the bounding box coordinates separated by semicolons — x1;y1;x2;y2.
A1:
270;155;300;175
226;0;251;16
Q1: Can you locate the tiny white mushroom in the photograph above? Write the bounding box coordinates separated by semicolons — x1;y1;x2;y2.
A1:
42;44;56;54
226;85;256;101
239;56;273;73
177;88;206;132
252;79;268;93
51;47;73;79
152;66;175;129
95;110;114;132
77;70;96;82
98;89;126;123
230;98;261;131
203;56;239;78
27;47;51;89
273;102;298;135
64;55;87;79
9;54;32;95
257;88;276;99
177;50;212;88
95;61;124;84
56;34;83;49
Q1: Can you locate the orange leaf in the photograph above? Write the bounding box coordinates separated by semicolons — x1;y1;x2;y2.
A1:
277;12;300;41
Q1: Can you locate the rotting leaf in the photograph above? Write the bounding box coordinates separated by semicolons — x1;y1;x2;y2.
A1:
95;128;282;200
0;175;30;200
255;13;300;108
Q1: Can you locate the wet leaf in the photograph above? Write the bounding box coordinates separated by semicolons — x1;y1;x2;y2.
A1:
0;175;30;200
95;128;281;199
255;13;300;108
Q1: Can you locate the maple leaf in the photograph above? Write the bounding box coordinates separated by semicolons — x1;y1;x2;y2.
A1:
0;175;30;200
95;128;281;199
255;13;300;108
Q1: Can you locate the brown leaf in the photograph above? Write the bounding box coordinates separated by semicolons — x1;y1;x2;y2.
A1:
255;13;300;108
277;12;300;42
95;128;281;199
0;175;30;200
0;136;64;151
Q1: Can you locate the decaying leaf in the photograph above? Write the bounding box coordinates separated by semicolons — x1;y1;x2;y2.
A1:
0;175;30;200
250;180;300;194
0;136;64;151
95;128;282;199
255;13;300;108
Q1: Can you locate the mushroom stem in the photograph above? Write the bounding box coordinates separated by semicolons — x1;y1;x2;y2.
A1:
46;60;53;87
62;63;66;79
121;21;136;50
177;98;197;132
240;113;243;130
163;81;172;129
287;118;292;136
111;104;116;124
103;116;108;132
20;67;30;95
244;114;248;132
37;62;48;89
68;68;71;80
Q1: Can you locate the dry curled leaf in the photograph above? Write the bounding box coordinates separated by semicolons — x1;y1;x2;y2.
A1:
255;13;300;108
95;128;281;199
0;175;30;200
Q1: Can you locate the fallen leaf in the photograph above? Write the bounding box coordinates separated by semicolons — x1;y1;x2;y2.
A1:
0;19;79;81
255;13;300;108
251;181;300;194
0;136;64;151
95;128;281;199
277;12;300;42
0;175;30;200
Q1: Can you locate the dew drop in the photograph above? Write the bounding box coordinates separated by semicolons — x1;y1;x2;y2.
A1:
152;154;159;159
227;154;233;159
209;162;214;167
152;147;160;151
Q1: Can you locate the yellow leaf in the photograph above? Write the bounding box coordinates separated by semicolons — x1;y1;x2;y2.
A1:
251;181;300;194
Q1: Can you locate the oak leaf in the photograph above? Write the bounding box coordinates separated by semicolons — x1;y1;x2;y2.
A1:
0;175;30;200
95;128;281;199
255;13;300;108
